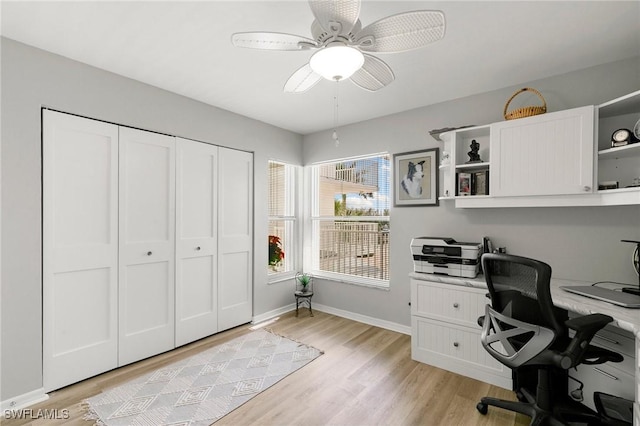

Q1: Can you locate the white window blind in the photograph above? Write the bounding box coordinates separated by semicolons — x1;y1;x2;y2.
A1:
268;161;297;276
309;154;390;286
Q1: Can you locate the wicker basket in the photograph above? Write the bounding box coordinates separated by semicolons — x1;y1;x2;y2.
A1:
503;87;547;120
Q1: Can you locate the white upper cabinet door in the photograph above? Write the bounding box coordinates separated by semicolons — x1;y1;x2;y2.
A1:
43;110;119;391
490;105;595;197
175;138;219;346
118;127;176;366
218;148;253;331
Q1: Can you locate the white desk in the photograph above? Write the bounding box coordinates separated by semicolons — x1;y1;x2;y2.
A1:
409;272;640;425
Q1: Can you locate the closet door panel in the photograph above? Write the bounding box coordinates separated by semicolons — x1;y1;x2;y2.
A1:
218;148;253;331
43;110;118;392
175;138;218;346
119;127;175;366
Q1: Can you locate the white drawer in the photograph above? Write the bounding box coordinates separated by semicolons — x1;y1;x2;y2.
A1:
570;322;636;376
572;361;635;413
411;316;511;389
411;279;488;327
592;326;635;358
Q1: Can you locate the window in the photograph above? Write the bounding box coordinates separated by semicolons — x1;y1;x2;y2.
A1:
268;160;298;277
308;154;390;287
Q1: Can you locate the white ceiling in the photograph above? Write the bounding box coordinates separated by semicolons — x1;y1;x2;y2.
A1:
2;1;639;135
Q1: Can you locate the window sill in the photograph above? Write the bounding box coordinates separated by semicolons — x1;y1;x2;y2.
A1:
310;271;390;291
267;271;296;284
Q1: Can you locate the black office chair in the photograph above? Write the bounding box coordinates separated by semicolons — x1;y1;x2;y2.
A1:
476;253;624;425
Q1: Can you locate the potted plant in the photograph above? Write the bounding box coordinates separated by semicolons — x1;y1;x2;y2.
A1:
268;235;284;270
295;272;311;293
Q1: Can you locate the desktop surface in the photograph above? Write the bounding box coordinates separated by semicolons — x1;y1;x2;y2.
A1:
561;285;640;309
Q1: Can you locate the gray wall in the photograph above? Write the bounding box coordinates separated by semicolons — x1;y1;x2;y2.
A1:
303;56;640;328
2;36;639;403
0;38;303;402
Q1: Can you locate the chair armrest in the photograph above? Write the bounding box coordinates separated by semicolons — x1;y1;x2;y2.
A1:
565;313;613;334
556;313;614;369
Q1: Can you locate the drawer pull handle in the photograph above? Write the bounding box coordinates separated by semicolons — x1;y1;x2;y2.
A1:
147;251;153;256
453;303;459;308
196;246;201;251
453;342;459;348
593;368;618;381
597;335;620;346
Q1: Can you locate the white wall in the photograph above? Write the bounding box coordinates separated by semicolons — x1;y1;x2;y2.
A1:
303;56;640;328
0;38;303;403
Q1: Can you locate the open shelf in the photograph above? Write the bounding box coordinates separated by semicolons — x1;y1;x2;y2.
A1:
455;162;490;170
598;90;640;118
598;143;640;160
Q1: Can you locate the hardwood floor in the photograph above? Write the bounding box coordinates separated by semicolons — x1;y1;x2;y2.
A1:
4;311;528;425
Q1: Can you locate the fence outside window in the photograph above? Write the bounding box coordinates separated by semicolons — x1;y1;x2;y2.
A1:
311;154;390;286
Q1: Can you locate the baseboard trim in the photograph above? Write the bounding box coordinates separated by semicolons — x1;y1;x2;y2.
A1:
251;303;295;325
313;303;411;335
1;388;49;411
252;303;410;335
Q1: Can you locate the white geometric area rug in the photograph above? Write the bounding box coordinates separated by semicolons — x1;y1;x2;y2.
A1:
84;329;323;425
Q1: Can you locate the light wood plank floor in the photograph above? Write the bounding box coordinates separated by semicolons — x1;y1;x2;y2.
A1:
4;311;528;425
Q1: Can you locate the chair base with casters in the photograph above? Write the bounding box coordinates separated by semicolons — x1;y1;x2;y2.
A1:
476;367;603;426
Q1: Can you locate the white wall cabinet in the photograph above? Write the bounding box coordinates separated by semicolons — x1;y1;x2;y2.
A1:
118;127;176;366
490;105;594;197
595;90;640;198
43;111;253;391
410;278;512;389
439;125;490;199
439;93;640;207
43;110;119;392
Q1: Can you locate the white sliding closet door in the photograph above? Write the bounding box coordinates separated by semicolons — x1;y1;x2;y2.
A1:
175;138;219;346
119;127;176;366
218;147;253;331
43;110;119;391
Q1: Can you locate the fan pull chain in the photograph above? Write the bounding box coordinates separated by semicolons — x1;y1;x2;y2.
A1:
333;78;340;147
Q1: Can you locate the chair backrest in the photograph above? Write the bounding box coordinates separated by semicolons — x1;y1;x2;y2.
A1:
480;253;569;368
482;253;566;335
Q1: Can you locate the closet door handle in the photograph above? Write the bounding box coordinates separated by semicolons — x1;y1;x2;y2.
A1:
147;251;153;256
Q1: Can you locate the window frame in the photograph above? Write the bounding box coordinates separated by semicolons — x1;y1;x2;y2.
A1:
304;153;390;289
267;160;302;283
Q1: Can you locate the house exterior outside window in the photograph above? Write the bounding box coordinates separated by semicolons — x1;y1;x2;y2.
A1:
268;160;299;279
308;154;390;288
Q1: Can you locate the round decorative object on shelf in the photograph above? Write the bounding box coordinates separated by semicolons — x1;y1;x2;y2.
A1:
611;128;633;147
633;117;640;140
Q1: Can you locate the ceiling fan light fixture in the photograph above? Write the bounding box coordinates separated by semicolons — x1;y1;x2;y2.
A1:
309;44;364;81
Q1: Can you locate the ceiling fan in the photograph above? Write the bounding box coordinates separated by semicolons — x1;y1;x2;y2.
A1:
231;0;445;93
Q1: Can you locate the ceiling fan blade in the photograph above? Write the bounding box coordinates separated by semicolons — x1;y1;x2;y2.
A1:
355;11;445;53
232;32;317;51
308;0;361;35
284;63;323;93
350;54;394;92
